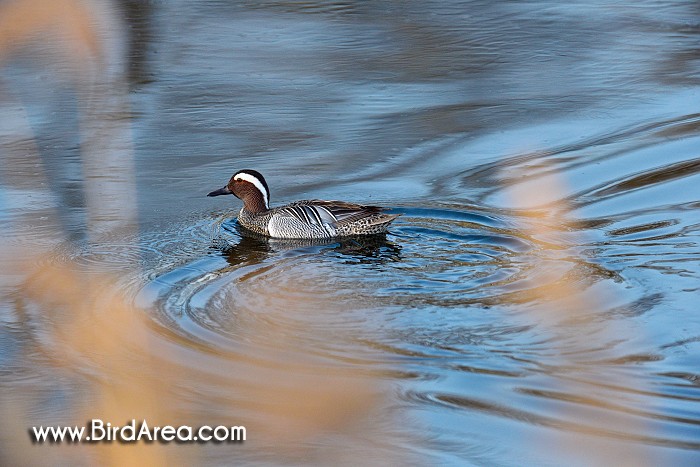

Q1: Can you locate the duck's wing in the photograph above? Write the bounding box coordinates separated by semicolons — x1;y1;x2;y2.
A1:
277;202;337;226
287;200;384;226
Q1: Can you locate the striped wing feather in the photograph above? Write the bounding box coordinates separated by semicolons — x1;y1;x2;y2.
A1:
283;200;383;226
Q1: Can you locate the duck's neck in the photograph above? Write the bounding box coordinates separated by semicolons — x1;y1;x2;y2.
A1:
242;196;268;214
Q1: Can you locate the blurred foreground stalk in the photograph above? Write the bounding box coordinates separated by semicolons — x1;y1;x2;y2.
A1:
507;166;652;466
0;3;388;465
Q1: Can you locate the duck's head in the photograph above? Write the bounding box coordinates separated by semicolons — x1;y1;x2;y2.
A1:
208;169;270;213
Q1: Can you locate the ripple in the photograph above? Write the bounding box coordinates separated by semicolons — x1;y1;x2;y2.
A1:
406;389;700;449
132;207;540;353
28;191;694;459
129;203;645;362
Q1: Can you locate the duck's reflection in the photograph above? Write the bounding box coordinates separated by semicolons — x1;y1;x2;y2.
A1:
215;221;401;266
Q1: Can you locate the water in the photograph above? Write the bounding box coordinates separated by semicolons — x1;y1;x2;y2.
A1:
1;0;700;465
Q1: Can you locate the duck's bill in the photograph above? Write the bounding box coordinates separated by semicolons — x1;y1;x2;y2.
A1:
207;186;232;197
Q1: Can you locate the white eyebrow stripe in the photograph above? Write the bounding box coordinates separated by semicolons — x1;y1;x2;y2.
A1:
234;173;269;208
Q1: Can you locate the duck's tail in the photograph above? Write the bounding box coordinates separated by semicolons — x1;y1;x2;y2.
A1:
369;213;401;226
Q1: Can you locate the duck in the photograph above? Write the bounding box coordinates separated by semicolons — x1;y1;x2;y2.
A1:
207;169;400;239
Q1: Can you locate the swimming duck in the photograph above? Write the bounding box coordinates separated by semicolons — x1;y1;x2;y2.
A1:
208;169;400;239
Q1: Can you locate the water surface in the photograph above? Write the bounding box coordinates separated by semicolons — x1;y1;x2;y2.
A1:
1;1;699;465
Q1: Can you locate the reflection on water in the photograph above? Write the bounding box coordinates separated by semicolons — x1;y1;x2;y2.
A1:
2;0;700;465
216;221;401;266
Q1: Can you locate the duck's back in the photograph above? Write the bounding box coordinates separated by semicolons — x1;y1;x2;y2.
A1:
257;200;399;239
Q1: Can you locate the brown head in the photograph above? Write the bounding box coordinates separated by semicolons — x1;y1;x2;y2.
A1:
207;169;270;213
